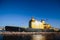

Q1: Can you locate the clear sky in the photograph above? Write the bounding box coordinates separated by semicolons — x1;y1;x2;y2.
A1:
0;0;60;28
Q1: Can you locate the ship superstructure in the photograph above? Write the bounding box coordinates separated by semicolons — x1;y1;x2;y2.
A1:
29;17;51;29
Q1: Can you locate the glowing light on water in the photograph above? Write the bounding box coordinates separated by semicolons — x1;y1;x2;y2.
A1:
32;35;46;40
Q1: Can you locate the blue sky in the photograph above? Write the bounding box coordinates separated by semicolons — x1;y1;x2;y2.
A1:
0;0;60;28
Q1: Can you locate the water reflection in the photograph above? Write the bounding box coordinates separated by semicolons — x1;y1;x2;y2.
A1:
0;35;3;40
3;34;60;40
32;35;46;40
3;35;32;40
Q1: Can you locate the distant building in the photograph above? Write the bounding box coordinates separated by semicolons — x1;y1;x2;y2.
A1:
29;17;51;29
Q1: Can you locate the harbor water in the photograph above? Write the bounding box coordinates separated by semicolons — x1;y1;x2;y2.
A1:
0;33;60;40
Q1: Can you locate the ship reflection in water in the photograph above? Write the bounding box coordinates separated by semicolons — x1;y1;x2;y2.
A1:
32;35;45;40
3;34;60;40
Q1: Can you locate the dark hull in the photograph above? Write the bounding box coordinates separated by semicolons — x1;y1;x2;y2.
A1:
5;26;55;32
5;26;25;32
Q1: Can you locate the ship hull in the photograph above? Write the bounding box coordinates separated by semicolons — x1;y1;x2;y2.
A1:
5;26;54;32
